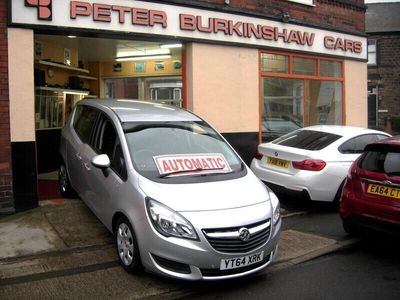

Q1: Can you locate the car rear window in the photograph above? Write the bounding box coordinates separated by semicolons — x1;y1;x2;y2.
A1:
272;130;341;150
359;147;400;175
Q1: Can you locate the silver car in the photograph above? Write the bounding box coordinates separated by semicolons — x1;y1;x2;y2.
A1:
59;99;281;280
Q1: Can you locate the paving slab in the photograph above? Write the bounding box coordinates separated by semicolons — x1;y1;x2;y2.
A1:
276;229;337;262
0;208;66;260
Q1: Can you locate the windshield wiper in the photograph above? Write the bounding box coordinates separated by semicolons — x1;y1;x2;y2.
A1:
160;167;227;178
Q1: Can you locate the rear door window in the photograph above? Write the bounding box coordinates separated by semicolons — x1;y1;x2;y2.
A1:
73;105;99;143
339;134;387;154
272;130;341;150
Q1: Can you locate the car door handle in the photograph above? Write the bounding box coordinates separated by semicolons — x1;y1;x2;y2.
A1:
84;162;91;171
75;153;82;160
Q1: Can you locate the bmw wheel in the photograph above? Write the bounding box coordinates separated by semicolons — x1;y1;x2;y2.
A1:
115;217;142;273
58;163;77;198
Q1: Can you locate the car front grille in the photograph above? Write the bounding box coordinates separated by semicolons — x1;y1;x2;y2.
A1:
202;219;271;253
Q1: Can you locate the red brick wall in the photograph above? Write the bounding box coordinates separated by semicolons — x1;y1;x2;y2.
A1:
0;1;14;214
162;0;366;33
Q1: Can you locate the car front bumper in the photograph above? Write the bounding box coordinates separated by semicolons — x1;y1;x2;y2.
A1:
133;202;281;280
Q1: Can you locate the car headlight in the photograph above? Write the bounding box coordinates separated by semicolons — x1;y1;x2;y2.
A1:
268;188;281;225
146;198;199;240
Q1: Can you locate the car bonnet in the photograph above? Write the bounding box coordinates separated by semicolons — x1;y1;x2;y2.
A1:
137;171;270;212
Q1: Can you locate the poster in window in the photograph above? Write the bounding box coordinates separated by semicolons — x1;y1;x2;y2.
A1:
154;61;165;71
113;63;122;72
173;60;182;70
135;62;146;72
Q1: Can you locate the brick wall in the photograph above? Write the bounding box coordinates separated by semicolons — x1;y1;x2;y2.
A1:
0;1;14;214
368;34;400;133
160;0;366;33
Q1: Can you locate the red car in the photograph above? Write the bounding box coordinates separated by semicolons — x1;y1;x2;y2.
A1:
340;136;400;235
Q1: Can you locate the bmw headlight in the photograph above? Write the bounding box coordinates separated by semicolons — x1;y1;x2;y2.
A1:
146;198;199;240
268;188;281;226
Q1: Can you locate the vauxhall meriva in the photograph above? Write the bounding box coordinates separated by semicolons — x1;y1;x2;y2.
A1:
59;99;281;280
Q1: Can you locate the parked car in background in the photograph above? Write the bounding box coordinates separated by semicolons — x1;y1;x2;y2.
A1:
59;99;281;280
262;117;302;142
251;125;391;203
340;136;400;235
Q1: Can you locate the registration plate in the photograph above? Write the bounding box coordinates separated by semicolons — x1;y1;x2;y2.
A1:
267;157;289;169
367;184;400;199
220;251;264;270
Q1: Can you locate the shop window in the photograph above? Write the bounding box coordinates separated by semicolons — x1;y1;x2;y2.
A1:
306;81;342;126
262;78;304;141
293;57;317;76
320;60;342;77
35;88;87;130
105;76;182;107
260;51;344;142
261;54;288;73
367;40;377;66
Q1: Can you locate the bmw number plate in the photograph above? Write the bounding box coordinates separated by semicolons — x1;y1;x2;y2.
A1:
220;251;264;270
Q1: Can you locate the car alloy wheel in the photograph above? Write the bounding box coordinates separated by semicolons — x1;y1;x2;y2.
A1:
58;163;76;198
115;217;142;273
117;223;135;266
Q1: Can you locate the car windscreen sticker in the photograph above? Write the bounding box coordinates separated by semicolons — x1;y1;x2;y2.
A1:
153;153;232;177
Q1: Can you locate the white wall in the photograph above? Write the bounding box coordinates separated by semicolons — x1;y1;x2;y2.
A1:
185;43;259;133
345;60;368;127
8;28;35;142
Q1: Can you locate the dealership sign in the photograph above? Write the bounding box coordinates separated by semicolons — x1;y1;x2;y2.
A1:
10;0;367;60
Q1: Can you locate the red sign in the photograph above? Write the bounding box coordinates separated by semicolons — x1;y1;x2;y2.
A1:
154;153;232;177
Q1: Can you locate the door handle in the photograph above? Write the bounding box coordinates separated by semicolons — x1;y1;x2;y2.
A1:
84;162;91;171
75;153;82;160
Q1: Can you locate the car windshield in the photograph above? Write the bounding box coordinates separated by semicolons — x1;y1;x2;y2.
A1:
359;148;400;175
272;130;342;150
123;121;244;182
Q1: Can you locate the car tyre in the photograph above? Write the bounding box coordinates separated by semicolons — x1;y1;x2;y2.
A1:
115;216;143;273
58;163;77;198
332;180;346;210
342;219;359;236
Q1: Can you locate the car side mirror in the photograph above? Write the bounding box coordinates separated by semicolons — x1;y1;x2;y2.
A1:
91;154;111;177
91;154;110;169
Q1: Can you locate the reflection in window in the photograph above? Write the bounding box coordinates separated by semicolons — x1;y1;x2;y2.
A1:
293;57;317;75
320;60;342;77
262;78;304;141
261;54;288;73
306;81;342;126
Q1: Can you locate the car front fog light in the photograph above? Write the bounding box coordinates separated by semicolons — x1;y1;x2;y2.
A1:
146;198;199;240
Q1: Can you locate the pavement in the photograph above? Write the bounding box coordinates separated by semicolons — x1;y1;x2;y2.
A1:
0;198;358;299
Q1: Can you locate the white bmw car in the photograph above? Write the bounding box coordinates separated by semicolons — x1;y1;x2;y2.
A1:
251;125;390;203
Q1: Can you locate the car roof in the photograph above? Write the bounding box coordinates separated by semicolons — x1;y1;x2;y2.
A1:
299;125;390;138
365;135;400;149
78;99;202;122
